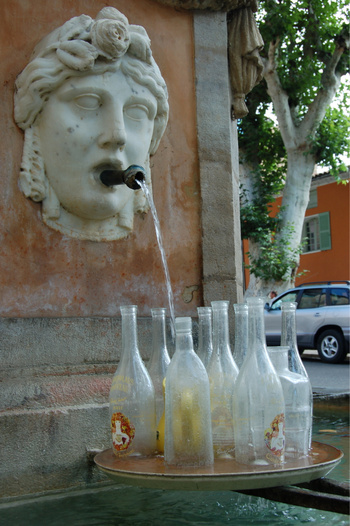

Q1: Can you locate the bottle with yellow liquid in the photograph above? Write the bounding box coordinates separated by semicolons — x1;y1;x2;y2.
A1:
109;305;156;457
164;317;214;467
156;378;166;454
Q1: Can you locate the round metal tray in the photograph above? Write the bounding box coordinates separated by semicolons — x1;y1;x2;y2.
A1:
94;441;343;491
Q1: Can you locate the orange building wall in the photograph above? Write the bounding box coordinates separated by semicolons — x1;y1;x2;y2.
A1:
0;0;202;318
243;179;350;289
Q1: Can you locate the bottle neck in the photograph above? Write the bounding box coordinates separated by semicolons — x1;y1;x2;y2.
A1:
120;306;140;361
212;301;230;356
281;305;298;349
175;330;193;353
198;310;213;350
152;310;167;354
233;304;248;349
247;298;267;354
268;347;289;373
281;303;308;376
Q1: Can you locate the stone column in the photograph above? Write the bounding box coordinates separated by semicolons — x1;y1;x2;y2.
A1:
194;11;244;307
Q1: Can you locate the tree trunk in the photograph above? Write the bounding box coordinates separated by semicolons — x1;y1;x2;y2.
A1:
243;146;316;299
244;238;286;299
277;146;316;259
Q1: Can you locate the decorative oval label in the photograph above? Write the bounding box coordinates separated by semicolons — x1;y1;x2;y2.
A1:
111;412;135;452
264;413;285;458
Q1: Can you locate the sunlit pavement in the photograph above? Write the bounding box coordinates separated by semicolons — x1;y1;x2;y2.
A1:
302;350;350;397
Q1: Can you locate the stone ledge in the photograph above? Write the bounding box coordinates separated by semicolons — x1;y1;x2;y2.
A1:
0;403;110;499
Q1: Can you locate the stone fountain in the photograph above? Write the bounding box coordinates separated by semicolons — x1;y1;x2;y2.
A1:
0;0;263;500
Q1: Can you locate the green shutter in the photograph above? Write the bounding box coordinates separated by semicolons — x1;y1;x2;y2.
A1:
319;212;331;251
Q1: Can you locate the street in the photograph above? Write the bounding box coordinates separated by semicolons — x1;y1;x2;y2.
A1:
302;350;350;396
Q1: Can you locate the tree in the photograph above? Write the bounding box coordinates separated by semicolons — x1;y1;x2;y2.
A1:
239;0;350;297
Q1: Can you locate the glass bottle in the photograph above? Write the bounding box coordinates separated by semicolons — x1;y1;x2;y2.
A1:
207;301;239;458
147;308;171;425
233;297;285;465
268;346;311;459
281;301;313;453
164;317;214;467
109;305;156;457
233;303;249;369
197;306;213;369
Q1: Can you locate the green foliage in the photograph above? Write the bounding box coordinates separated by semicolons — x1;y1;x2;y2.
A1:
239;0;350;284
259;0;350;113
244;224;305;282
310;103;350;178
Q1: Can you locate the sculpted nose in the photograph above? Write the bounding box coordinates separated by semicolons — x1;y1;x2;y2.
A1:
97;114;126;150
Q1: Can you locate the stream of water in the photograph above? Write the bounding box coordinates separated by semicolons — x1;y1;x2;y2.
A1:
138;180;176;339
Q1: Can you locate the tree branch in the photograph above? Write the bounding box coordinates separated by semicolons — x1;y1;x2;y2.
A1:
299;43;346;139
263;38;297;149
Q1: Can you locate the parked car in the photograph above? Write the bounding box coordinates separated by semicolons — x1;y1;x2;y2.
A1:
264;281;350;364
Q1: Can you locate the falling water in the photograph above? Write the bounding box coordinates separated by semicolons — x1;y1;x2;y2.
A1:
138;180;176;340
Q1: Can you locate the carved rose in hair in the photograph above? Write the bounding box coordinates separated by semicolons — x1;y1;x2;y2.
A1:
57;40;98;71
91;18;130;60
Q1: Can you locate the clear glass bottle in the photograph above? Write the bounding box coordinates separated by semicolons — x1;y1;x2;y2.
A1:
233;297;285;465
207;301;239;458
109;305;156;457
197;306;213;369
281;301;313;453
233;303;249;369
164;317;214;467
147;308;171;425
268;346;312;459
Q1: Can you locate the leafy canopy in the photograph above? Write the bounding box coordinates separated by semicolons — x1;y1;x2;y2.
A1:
239;0;349;282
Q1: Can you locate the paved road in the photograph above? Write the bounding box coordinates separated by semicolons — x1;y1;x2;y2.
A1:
302;350;349;396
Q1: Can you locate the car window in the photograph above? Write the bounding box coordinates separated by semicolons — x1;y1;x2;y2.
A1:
329;288;349;306
280;292;298;303
270;291;298;310
298;288;326;309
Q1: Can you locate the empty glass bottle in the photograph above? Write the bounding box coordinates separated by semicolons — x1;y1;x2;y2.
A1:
281;301;313;454
233;297;285;465
268;346;312;459
197;306;213;369
147;308;171;425
233;303;249;369
164;317;214;467
207;301;239;458
109;305;156;457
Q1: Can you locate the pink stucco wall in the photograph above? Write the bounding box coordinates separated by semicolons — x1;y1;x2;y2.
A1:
0;0;202;317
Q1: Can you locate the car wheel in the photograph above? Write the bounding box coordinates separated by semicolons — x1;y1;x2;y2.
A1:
317;329;347;364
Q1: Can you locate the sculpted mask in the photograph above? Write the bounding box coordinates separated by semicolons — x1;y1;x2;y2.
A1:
14;7;169;241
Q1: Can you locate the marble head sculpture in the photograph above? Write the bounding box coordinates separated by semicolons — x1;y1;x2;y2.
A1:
14;7;169;241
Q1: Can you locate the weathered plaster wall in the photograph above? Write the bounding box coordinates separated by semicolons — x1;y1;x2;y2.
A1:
0;0;202;318
0;0;243;500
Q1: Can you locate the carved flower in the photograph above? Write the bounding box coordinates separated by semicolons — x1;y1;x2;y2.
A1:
91;18;130;60
57;40;98;71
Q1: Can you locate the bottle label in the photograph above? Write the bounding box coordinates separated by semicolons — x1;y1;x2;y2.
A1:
264;413;285;461
111;412;135;452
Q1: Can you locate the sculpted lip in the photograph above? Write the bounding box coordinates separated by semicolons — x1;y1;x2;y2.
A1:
94;161;125;187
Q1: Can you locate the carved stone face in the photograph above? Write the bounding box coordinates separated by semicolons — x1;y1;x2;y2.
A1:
14;7;169;241
35;69;156;230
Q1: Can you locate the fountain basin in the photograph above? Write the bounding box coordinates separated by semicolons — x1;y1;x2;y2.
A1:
94;441;342;491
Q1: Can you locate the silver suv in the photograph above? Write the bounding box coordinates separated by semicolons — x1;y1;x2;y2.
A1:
264;281;350;363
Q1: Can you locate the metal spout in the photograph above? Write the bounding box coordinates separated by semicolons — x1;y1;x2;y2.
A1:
100;165;146;190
